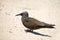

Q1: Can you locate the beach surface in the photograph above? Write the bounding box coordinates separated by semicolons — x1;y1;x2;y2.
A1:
0;0;60;40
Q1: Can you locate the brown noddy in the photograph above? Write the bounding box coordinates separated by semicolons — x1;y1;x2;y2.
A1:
16;11;55;32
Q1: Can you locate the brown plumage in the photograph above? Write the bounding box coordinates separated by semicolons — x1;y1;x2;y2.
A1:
16;11;55;31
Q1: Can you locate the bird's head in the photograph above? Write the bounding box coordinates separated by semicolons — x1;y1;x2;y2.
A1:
16;11;29;17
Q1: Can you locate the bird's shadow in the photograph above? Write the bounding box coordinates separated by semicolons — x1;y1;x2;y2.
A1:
25;29;51;37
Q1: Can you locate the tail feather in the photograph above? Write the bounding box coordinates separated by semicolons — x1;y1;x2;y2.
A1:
49;24;55;26
45;24;55;28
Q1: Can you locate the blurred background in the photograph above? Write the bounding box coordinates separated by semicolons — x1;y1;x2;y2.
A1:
0;0;60;40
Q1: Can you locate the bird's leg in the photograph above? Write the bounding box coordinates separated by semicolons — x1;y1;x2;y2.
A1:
28;29;33;32
27;29;32;32
31;30;33;32
25;29;33;32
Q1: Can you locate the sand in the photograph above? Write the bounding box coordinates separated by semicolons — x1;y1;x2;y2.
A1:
0;0;60;40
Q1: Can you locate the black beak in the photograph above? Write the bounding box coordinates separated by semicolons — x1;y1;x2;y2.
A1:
16;13;22;16
16;14;20;16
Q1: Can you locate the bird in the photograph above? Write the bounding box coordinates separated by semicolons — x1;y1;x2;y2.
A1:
16;11;55;32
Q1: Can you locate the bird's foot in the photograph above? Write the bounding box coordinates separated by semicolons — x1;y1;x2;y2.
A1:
25;29;33;32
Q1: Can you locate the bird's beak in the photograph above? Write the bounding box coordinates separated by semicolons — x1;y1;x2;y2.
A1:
16;14;21;16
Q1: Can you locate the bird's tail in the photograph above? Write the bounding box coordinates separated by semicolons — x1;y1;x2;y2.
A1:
45;24;55;28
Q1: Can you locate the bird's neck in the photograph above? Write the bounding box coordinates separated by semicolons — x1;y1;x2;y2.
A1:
22;16;29;21
21;16;28;23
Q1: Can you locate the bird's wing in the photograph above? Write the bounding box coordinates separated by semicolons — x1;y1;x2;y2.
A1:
25;17;47;26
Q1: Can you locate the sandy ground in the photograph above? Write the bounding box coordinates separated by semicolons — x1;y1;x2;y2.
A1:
0;0;60;40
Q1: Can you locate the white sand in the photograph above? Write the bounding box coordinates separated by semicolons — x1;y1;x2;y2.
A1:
0;0;60;40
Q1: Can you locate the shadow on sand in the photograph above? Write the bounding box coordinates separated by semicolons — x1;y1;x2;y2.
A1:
25;30;51;37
